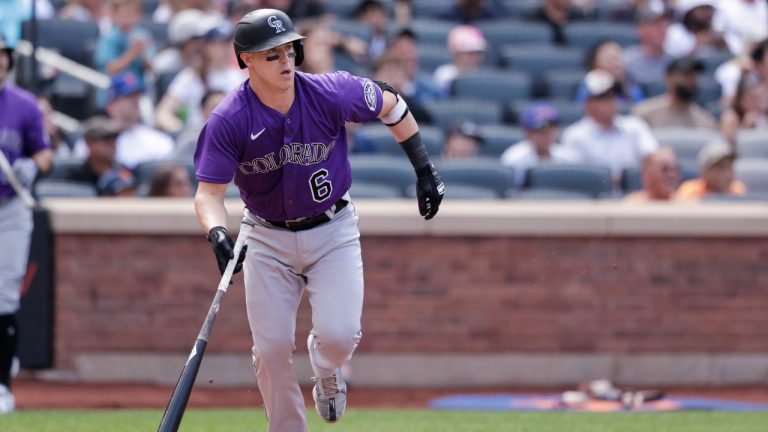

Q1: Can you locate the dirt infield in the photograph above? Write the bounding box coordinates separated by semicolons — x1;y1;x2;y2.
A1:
12;376;768;410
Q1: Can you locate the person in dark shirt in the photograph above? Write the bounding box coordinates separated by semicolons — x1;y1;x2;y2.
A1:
525;0;587;45
438;0;498;24
61;116;135;196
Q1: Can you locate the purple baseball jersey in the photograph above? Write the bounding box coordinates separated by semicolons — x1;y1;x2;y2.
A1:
0;85;50;199
194;71;383;221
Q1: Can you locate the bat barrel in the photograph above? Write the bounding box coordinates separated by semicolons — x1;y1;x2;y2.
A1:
157;338;207;432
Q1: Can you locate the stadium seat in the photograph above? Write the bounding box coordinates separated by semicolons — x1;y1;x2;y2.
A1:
734;158;768;193
133;160;196;189
524;164;613;198
418;43;454;74
475;20;551;65
543;69;586;99
47;158;84;180
476;125;524;157
696;76;721;106
434;158;516;198
652;128;723;165
507;188;594;200
506;99;584;127
353;124;443;157
141;20;170;50
451;70;532;105
330;19;373;42
349;155;415;197
325;0;364;18
21;19;100;66
735;130;768;159
499;45;584;97
425;99;503;129
620;167;643;193
349;181;404;199
395;19;455;45
563;22;639;50
500;0;543;19
35;180;97;198
411;0;455;18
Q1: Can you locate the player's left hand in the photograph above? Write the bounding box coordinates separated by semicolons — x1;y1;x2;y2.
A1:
12;158;38;188
415;161;444;220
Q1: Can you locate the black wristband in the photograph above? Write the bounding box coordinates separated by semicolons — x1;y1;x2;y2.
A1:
398;131;430;171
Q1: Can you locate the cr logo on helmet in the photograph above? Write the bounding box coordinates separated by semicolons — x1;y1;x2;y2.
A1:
268;16;286;33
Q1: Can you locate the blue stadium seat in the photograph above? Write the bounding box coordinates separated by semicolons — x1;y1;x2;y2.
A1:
500;44;584;97
353;124;444;157
652;128;723;166
411;0;456;18
349;155;415;197
425;99;504;129
524;164;613;198
736;130;768;159
475;20;552;65
506;99;584;127
47;158;84;180
35;180;97;198
735;158;768;193
349;182;404;199
476;125;524;157
507;188;594;200
134;160;196;189
20;19;100;66
620;166;643;193
325;0;365;18
451;70;532;105
418;43;454;74
393;19;455;45
140;19;170;50
434;158;516;198
330;19;373;42
563;22;639;50
543;69;586;99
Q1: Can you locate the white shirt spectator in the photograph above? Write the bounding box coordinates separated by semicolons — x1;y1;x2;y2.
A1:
561;116;660;179
715;0;768;56
165;68;245;128
116;125;175;169
500;140;578;187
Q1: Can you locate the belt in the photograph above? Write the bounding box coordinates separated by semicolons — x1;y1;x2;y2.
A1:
265;198;348;232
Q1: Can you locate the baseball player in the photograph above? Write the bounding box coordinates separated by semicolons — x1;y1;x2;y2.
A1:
193;9;444;431
0;33;52;414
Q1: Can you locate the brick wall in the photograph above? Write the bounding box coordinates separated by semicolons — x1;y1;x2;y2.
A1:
53;234;768;369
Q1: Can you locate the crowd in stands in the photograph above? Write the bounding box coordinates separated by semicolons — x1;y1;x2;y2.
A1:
1;0;767;201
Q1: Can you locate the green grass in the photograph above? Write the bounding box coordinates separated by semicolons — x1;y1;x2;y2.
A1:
1;409;767;432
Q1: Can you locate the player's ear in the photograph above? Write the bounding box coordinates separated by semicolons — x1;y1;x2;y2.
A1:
240;52;252;68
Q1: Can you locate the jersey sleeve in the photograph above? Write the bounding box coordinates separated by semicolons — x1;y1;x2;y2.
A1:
23;101;51;156
194;114;240;184
335;71;383;124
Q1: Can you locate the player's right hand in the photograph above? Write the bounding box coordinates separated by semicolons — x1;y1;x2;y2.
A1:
12;157;38;188
415;161;445;220
207;226;247;275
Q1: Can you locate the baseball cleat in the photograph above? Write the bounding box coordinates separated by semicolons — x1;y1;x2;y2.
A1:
0;384;14;414
311;369;347;423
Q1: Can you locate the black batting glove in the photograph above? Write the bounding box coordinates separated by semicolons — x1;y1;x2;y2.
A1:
415;161;445;220
206;226;247;275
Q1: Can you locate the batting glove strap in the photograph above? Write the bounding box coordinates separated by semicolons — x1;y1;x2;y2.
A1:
12;158;38;188
415;161;445;220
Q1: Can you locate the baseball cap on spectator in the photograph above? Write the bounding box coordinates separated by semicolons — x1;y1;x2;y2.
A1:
666;57;704;74
520;102;559;131
168;9;209;45
203;18;234;42
97;168;136;196
697;140;735;171
447;25;486;55
82;116;121;140
581;69;622;99
107;72;144;104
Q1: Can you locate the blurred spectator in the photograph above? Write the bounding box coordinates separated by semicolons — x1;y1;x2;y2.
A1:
575;39;645;104
153;8;211;77
259;0;327;20
720;71;768;143
715;37;768;107
94;0;156;103
0;0;55;47
438;0;498;24
147;163;193;197
442;121;482;159
386;29;446;104
153;0;219;23
500;102;577;187
631;57;717;129
59;116;136;196
59;0;110;33
155;19;244;134
354;0;389;63
433;25;487;91
664;0;729;58
524;0;587;46
624;147;681;202
624;5;674;86
38;97;88;159
297;19;368;75
674;139;746;200
562;69;659;184
106;72;175;170
371;54;431;124
716;0;768;57
174;90;226;161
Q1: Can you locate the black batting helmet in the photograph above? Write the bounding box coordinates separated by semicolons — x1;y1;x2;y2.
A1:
233;9;305;69
0;32;14;71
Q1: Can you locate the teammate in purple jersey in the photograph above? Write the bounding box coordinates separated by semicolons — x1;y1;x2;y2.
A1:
0;32;52;414
193;8;444;431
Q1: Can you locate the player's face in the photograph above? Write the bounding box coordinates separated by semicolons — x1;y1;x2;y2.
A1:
246;42;296;89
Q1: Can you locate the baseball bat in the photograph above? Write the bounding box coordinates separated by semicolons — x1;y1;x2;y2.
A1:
157;222;253;432
0;151;37;209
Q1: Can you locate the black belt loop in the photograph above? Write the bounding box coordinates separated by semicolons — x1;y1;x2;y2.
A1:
267;197;348;232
